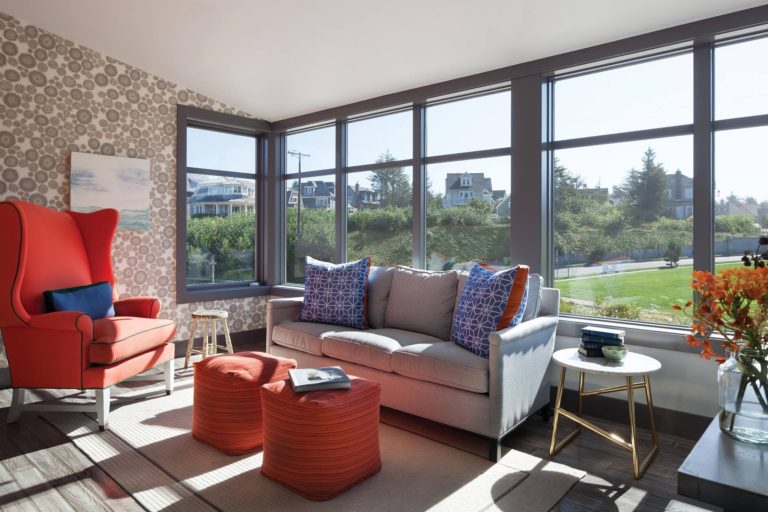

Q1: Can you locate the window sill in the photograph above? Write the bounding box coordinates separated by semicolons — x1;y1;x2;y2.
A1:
270;285;305;298
557;315;699;354
176;283;271;304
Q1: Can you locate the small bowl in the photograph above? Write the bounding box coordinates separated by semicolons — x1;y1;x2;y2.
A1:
602;345;628;361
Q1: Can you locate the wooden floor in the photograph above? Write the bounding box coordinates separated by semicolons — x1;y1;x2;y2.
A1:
0;355;719;512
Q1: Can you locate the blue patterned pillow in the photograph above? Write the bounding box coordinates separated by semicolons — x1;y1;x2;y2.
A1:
452;264;518;358
299;256;370;329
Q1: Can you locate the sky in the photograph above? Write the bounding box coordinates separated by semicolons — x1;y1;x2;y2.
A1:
198;36;768;204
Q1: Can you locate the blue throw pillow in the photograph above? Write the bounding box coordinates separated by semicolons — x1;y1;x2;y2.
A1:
452;264;518;358
298;256;370;329
44;281;115;320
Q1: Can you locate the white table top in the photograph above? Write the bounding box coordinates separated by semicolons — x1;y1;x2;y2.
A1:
552;348;661;376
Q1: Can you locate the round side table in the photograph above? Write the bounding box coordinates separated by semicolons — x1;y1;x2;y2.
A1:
549;347;662;479
185;309;234;368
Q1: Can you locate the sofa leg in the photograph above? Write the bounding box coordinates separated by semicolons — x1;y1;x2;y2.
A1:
96;387;110;431
488;439;501;462
7;388;25;423
164;359;175;395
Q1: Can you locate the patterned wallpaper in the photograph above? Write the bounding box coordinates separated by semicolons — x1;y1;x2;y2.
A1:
0;11;268;377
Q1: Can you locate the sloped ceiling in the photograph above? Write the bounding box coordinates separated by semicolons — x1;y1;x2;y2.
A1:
0;0;764;121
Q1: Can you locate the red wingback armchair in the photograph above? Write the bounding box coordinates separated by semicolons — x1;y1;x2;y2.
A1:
0;201;176;429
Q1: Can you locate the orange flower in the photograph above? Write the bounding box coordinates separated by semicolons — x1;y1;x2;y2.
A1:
677;267;768;364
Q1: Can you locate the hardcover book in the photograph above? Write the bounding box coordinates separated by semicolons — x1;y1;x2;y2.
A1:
581;325;626;339
578;344;605;357
288;366;351;393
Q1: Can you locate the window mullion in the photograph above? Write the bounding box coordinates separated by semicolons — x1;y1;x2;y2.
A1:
692;42;715;275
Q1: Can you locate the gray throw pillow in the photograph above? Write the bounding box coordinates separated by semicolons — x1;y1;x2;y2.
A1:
384;266;458;340
522;273;544;322
367;266;395;328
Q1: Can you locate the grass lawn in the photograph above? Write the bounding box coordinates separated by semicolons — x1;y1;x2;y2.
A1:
555;261;742;323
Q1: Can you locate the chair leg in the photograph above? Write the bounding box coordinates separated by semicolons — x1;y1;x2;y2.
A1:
7;388;25;423
164;359;175;395
222;318;234;354
96;387;111;431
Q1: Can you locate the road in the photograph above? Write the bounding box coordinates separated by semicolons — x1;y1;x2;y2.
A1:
554;255;744;280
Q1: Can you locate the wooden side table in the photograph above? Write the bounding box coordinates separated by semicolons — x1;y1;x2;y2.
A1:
185;309;234;368
549;347;662;479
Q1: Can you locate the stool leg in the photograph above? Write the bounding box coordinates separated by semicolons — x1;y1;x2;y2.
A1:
223;319;234;354
201;320;210;359
185;319;197;368
210;319;217;356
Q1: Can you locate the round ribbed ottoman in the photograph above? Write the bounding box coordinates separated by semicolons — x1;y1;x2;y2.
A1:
260;377;381;501
192;351;297;455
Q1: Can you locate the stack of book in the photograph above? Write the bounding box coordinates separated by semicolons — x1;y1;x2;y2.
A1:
579;325;625;357
288;366;351;392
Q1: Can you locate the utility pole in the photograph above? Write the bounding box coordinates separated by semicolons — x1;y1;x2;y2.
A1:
288;150;311;238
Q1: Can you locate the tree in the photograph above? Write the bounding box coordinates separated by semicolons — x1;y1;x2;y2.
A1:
664;240;682;267
369;150;412;208
619;148;669;226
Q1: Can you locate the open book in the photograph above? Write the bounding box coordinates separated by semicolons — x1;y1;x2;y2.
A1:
288;366;351;392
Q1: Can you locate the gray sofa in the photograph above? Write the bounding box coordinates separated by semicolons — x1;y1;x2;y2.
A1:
266;266;559;460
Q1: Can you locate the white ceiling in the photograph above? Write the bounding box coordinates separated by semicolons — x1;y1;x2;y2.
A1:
0;0;765;121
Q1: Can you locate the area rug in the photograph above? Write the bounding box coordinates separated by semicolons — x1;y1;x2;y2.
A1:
46;380;584;512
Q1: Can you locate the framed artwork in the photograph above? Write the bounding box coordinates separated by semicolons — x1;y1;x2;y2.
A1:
70;152;151;231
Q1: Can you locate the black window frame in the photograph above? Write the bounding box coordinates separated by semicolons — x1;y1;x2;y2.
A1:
176;104;271;304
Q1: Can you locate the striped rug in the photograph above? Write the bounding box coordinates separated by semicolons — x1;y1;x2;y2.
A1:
46;378;584;512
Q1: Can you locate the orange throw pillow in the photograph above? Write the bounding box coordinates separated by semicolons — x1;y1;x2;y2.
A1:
477;263;529;330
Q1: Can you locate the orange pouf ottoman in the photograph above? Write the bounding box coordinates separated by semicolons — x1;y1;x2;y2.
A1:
260;377;382;501
192;351;296;455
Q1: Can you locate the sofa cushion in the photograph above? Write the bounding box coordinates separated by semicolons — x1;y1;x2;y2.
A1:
367;266;395;328
392;342;489;393
452;264;518;358
323;328;444;372
272;322;360;356
522;273;544;322
384;266;457;340
90;316;176;365
298;256;370;329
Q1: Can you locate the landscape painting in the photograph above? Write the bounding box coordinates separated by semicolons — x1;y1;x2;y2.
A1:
70;152;151;231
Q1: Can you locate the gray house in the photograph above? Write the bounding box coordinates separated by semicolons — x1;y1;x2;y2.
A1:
666;170;693;219
443;172;494;208
188;176;255;217
286;180;336;209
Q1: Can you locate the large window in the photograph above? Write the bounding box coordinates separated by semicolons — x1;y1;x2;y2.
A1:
273;14;768;344
551;53;694;324
176;106;268;302
713;36;768;269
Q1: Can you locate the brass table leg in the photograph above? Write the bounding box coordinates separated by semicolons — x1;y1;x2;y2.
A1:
577;371;585;431
627;376;640;478
550;367;581;455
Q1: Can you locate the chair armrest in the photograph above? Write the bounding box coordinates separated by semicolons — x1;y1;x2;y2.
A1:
6;312;94;388
29;311;93;334
113;297;161;318
487;315;559;437
266;298;303;352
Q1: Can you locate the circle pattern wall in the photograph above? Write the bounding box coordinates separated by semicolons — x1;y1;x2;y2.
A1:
0;12;267;344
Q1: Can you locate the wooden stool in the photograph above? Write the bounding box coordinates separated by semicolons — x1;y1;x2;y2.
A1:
185;310;234;368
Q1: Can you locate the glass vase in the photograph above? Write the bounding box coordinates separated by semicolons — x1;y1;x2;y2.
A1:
718;351;768;443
